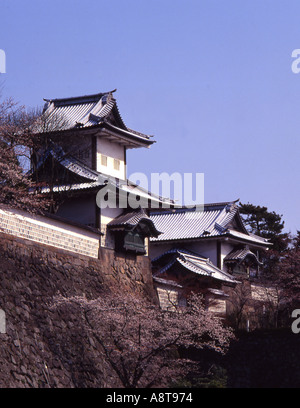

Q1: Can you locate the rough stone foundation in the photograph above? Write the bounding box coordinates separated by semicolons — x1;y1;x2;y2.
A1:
0;232;156;387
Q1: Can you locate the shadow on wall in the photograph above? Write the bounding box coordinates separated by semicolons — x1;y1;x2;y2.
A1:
0;232;155;387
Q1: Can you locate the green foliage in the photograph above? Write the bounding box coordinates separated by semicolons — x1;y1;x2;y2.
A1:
172;365;228;388
239;202;289;253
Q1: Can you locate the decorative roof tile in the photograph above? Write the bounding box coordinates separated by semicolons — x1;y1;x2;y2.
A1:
38;90;154;148
152;248;238;284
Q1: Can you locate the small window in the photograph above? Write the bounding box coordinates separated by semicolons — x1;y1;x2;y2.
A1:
114;159;120;171
101;155;108;166
123;231;146;254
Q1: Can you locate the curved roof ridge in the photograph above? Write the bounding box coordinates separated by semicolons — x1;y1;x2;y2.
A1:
43;89;116;105
152;247;238;284
224;247;263;265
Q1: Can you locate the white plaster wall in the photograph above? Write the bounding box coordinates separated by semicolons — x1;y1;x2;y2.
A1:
220;241;235;270
100;207;124;250
0;207;99;240
150;239;238;272
148;242;173;260
96;137;126;180
186;240;218;265
101;207;124;226
149;240;218;264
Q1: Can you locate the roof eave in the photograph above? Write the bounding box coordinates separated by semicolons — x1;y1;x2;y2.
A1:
101;123;155;148
34;122;155;149
225;232;271;248
150;232;271;248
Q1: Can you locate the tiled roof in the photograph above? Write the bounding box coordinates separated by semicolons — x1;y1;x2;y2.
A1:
38;90;154;148
35;144;100;181
152;248;238;284
153;276;183;289
108;208;151;227
108;208;162;237
227;230;269;246
224;248;263;265
149;203;270;248
33;144;175;207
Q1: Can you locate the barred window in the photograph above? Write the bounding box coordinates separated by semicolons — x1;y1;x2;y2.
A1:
114;158;120;170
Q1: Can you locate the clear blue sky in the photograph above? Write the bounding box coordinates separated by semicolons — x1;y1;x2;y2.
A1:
1;0;300;233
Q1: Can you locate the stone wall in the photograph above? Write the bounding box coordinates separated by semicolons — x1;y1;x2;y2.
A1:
0;232;156;388
0;208;101;258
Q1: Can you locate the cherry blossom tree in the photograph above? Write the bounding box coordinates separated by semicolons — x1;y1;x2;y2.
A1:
51;292;234;388
0;97;46;211
250;232;300;327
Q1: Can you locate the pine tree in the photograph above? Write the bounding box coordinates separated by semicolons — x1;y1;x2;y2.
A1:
239;202;289;253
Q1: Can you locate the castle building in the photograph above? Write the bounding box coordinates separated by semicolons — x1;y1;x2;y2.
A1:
30;90;271;318
148;202;270;314
31;90;172;254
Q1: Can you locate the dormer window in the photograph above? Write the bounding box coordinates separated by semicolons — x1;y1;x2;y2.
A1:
224;248;263;278
123;230;146;253
107;209;162;255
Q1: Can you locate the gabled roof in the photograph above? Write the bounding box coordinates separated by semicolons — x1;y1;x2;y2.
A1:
149;202;270;248
224;248;263;265
38;90;155;149
152;248;238;284
108;208;162;238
